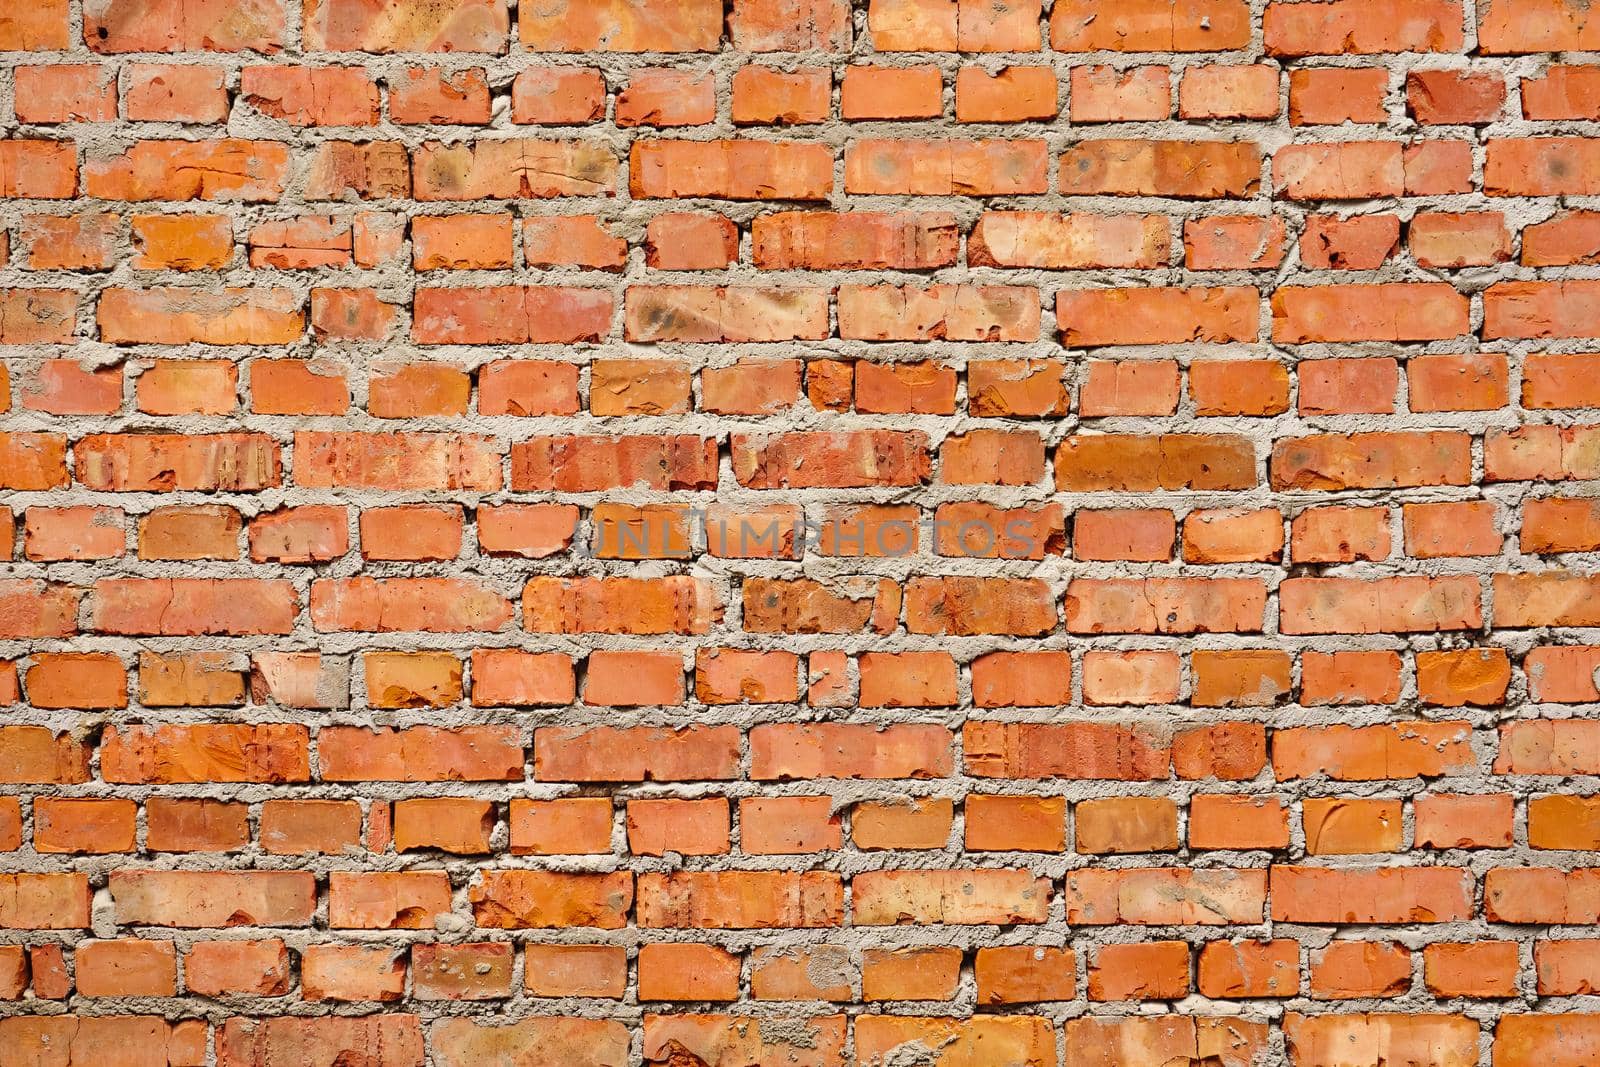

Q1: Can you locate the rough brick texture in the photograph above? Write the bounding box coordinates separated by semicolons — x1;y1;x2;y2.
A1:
2;0;1600;1064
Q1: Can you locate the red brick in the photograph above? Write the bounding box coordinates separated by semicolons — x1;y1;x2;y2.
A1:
412;286;609;344
523;216;626;270
412;215;512;270
1082;650;1180;706
1062;867;1265;925
1536;944;1600;995
966;722;1172;780
1291;67;1388;124
1072;65;1171;123
846;138;1048;196
731;0;850;50
1265;0;1464;54
1288;1015;1477;1067
510;798;611;855
740;797;842;855
1090;941;1190;1001
1056;434;1255;491
1191;796;1290;851
524;945;626;997
22;213;117;270
1483;3;1600;52
137;361;238;416
870;0;1042;51
86;141;284;202
843;65;942;120
511;67;604;124
862;946;961;1001
1192;649;1291;707
111;870;314;928
1053;0;1250;50
2;1017;206;1066
125;63;228;121
320;725;521;781
1061;140;1260;198
35;797;135;853
733;66;830;125
251;360;348;415
1273;722;1475;779
1272;867;1472;923
1407;352;1509;412
520;0;718;51
17;509;116;564
218;1016;423;1067
391;67;490;124
413;141;612;201
633;139;832;200
1059;287;1257;346
303;0;506;51
186;939;290;997
1409;69;1506;124
1415;793;1513;849
639;943;740;1001
0;2;69;50
956;66;1058;122
1273;431;1470;490
9;2;1600;1044
1065;577;1267;634
477;870;629;928
240;64;378;125
1080;360;1181;415
302;946;405;1001
1304;798;1404;855
1181;65;1280;119
77;939;177;997
1300;216;1399;271
535;725;739;782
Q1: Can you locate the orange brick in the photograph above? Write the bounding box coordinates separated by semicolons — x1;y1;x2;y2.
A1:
525;944;626;998
1425;941;1518;998
510;798;612;855
1075;797;1179;854
956;66;1058;122
740;796;842;855
35;798;136;853
1301;650;1403;706
1290;67;1388;124
76;939;177;997
638;943;740;1001
146;798;248;852
1071;66;1170;122
512;67;604;124
842;65;942;120
259;800;362;855
975;945;1076;1003
1190;795;1290;851
1181;65;1280;118
1303;798;1404;855
627;797;729;856
965;795;1065;852
1199;940;1299;998
1191;649;1291;707
1089;941;1190;1000
1415;793;1514;850
1309;941;1412;999
1417;647;1511;706
853;798;953;850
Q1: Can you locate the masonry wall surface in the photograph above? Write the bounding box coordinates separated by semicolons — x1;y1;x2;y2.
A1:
2;0;1600;1064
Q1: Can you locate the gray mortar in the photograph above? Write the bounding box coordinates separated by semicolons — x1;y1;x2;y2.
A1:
1;1;1599;1066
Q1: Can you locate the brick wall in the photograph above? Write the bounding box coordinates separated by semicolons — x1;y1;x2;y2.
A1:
1;0;1599;1063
